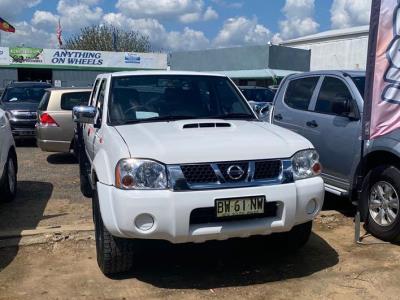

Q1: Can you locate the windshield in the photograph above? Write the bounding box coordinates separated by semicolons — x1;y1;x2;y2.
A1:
351;76;365;99
2;86;50;103
109;75;256;125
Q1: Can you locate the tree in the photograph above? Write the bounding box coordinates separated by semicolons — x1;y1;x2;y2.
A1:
65;25;151;52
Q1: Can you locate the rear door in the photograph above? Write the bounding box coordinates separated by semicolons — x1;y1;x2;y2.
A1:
302;76;361;189
272;75;321;136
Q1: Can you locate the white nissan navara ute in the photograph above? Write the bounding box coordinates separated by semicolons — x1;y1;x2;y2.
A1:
73;71;324;275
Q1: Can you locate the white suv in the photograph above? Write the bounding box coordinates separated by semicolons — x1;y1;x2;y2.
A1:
73;71;324;275
0;108;17;202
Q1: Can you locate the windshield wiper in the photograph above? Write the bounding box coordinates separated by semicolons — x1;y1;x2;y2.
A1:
209;113;256;120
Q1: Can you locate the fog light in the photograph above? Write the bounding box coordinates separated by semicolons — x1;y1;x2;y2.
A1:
134;214;154;231
306;198;317;215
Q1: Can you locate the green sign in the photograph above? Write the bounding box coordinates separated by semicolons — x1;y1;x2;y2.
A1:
9;47;43;63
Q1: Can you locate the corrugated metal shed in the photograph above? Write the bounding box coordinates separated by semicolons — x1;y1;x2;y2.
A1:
169;45;310;77
280;26;369;71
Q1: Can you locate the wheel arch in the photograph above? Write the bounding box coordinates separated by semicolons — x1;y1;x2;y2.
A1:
351;150;400;201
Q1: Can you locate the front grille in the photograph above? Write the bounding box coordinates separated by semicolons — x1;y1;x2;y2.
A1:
190;202;278;225
218;162;249;182
254;160;282;180
179;159;283;185
181;164;218;184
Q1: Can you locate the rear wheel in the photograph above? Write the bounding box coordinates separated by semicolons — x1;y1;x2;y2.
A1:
0;152;17;203
93;189;134;276
361;165;400;242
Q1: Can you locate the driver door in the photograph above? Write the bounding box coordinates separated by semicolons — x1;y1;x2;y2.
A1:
303;76;361;189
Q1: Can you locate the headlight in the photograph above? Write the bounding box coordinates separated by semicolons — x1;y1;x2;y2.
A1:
115;159;168;190
291;149;322;180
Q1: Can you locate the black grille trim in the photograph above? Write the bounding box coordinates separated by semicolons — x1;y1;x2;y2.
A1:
181;164;218;184
254;160;281;180
190;202;278;225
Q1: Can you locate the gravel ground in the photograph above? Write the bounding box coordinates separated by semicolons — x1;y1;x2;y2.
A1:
1;145;400;300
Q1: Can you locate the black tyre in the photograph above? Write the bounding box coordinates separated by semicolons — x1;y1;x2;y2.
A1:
0;152;17;203
274;221;312;251
93;189;134;275
78;146;92;198
80;173;92;198
361;165;400;242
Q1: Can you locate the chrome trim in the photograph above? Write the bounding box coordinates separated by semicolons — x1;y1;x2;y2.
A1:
168;159;293;191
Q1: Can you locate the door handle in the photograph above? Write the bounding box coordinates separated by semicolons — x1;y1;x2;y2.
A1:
306;120;318;128
274;113;283;121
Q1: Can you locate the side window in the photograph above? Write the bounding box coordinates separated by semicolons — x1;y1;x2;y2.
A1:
38;91;51;111
315;77;355;116
284;77;319;110
95;80;107;111
93;79;107;126
60;92;91;110
89;79;100;106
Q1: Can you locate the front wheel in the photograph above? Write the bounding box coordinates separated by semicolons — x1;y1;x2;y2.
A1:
273;221;312;251
361;165;400;242
0;152;17;202
93;189;134;276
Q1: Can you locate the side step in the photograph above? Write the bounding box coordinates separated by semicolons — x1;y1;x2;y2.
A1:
324;184;348;197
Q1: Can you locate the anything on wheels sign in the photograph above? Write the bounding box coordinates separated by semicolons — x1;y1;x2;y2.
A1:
0;47;167;70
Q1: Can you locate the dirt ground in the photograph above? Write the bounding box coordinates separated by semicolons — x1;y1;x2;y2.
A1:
1;144;400;300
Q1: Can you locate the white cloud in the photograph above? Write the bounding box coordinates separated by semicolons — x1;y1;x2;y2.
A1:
203;6;218;21
115;0;217;23
212;0;243;9
1;21;58;48
331;0;371;29
278;0;319;40
57;0;103;31
32;10;59;29
0;0;41;20
103;13;209;50
179;12;202;23
116;0;203;19
213;17;271;47
167;27;209;50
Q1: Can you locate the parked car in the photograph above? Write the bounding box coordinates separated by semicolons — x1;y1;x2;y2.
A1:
0;108;18;202
271;70;400;242
0;82;52;139
36;87;91;153
73;71;324;275
239;86;275;121
239;86;276;103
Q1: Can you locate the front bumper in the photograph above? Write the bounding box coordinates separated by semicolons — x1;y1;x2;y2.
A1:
10;121;36;138
97;176;324;243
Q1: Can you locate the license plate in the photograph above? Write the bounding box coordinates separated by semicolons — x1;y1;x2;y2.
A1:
215;196;265;218
18;131;34;136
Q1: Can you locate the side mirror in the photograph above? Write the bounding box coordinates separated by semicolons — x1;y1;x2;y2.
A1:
253;102;272;121
73;106;96;124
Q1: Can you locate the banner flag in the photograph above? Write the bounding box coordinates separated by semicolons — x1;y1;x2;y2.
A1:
56;19;63;47
363;0;400;139
0;17;15;33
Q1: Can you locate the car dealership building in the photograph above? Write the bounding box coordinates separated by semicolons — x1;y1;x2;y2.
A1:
0;46;168;88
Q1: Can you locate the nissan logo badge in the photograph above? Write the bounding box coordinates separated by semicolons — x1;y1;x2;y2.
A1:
227;165;245;180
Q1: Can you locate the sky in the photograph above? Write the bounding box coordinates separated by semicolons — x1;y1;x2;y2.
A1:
0;0;372;51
